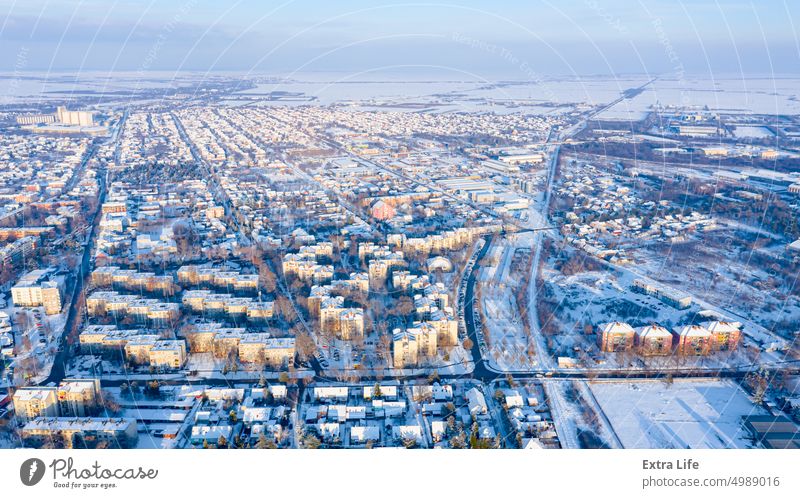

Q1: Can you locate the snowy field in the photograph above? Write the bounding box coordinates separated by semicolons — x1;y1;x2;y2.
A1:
733;125;775;138
595;78;800;120
588;380;768;448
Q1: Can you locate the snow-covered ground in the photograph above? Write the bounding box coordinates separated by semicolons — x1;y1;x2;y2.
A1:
478;235;538;371
588;379;768;448
539;233;794;369
2;304;68;386
733;125;775;139
543;382;581;448
594;78;800;121
632;241;800;343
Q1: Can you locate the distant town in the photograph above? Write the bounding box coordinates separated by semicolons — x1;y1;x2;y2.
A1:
0;74;799;449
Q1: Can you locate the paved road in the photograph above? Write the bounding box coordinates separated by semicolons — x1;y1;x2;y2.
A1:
462;236;495;380
87;362;800;389
44;168;107;385
42;110;128;386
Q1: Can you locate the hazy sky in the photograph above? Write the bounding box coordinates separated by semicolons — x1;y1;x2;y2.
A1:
1;0;798;78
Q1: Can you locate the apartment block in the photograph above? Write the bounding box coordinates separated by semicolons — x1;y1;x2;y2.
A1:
12;387;59;422
393;330;419;369
597;322;635;352
11;268;64;315
22;417;137;449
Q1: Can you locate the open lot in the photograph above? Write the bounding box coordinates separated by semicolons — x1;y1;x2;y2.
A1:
588;380;768;449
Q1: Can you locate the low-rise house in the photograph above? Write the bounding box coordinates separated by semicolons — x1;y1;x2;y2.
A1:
190;425;233;446
466;387;488;417
431;421;446;442
503;389;524;408
313;387;349;402
363;385;398;400
392;424;422;444
317;422;341;443
350;425;380;444
242;407;271;426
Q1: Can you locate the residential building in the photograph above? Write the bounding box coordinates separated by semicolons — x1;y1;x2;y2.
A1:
11;269;64;315
672;325;712;356
149;340;188;369
393;329;419;368
56;379;102;417
702;321;742;352
466;387;488;417
634;325;674;356
124;337;187;368
12;387;59;422
338;308;365;340
238;336;295;367
597;322;635;352
22;417;137;448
